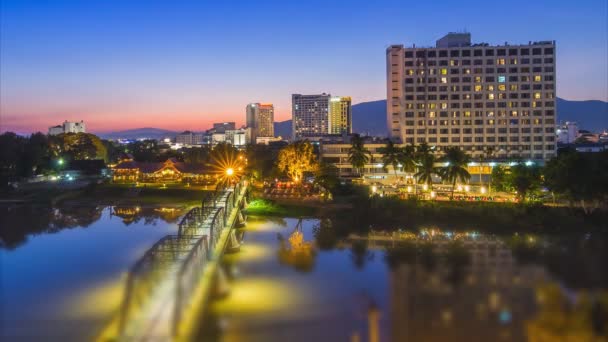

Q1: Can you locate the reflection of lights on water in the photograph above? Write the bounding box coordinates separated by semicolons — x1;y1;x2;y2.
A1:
499;309;512;324
212;278;302;314
65;278;125;318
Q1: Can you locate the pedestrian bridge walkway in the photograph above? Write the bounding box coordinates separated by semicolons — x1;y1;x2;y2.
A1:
97;179;249;342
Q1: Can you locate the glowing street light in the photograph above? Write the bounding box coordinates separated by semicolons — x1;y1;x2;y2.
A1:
226;168;234;176
57;158;64;166
480;186;487;194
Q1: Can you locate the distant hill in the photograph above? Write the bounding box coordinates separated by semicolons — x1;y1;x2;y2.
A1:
274;120;292;139
352;100;387;136
100;98;607;141
556;98;608;130
98;128;177;140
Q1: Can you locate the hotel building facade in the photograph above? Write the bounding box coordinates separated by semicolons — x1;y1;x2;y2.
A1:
246;103;274;143
387;33;557;161
292;93;352;140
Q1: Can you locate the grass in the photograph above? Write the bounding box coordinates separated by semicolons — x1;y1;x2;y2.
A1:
244;198;319;217
0;182;212;207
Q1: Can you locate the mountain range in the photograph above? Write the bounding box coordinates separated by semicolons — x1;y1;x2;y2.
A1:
99;97;607;140
276;97;607;138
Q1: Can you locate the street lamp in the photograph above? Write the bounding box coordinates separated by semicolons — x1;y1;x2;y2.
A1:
226;168;234;176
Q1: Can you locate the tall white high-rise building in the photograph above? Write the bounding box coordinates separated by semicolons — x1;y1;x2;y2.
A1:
246;103;274;143
387;33;557;160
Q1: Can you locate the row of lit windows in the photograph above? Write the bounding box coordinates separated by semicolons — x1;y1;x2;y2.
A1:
402;46;554;58
403;110;555;117
404;136;554;148
404;92;554;101
402;57;554;68
405;66;553;75
397;101;554;110
399;84;554;93
403;75;554;84
403;128;555;135
404;119;554;126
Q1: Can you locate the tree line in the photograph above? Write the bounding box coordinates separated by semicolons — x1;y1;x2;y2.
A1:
346;135;608;209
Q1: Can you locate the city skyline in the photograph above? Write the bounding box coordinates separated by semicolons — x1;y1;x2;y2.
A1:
1;0;607;134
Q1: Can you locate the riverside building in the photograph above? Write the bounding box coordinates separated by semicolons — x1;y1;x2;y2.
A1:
387;33;557;161
246;103;274;143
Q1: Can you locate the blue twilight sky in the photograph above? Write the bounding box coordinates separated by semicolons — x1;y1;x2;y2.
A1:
1;0;607;133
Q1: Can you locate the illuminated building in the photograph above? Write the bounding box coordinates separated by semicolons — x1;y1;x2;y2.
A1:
292;93;353;140
329;96;352;134
112;157;213;184
48;120;86;135
387;33;557;160
556;121;578;144
246;103;274;143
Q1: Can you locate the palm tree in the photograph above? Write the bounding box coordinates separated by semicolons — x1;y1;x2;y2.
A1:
380;140;401;180
439;147;471;200
483;146;495;192
347;134;371;178
414;153;439;193
401;144;418;193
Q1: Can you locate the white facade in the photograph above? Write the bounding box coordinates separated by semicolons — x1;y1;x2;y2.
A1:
387;33;557;160
556;121;578;144
175;131;204;146
48;120;86;135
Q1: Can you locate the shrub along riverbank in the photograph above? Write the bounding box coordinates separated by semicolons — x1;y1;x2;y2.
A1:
246;186;608;235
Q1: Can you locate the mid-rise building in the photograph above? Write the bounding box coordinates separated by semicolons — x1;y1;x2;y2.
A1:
292;93;353;140
175;131;204;146
212;122;236;134
328;96;352;134
246;103;274;143
387;33;557;160
48;120;86;135
225;128;251;147
556;121;578;144
292;93;331;139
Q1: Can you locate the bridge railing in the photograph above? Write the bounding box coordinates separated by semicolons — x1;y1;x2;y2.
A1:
109;179;248;340
118;235;198;337
208;207;225;253
172;235;210;336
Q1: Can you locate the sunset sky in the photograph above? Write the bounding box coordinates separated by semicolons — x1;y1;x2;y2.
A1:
1;0;607;134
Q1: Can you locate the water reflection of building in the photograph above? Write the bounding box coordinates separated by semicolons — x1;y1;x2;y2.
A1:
388;237;549;342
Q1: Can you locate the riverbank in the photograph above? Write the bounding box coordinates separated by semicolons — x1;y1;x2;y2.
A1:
244;190;608;235
0;182;211;207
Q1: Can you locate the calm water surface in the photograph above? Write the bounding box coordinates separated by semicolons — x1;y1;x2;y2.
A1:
1;208;606;341
201;217;608;342
0;205;183;341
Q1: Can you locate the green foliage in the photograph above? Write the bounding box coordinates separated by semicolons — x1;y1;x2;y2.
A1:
545;149;608;212
414;150;439;190
347;134;371;176
276;141;317;182
491;165;509;192
438;147;471;200
246;144;279;180
182;146;210;164
50;133;107;161
379;140;401;175
125;139;161;162
509;162;542;202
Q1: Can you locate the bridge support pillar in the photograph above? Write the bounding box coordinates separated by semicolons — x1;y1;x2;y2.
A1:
214;267;230;298
226;230;241;253
235;210;247;228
